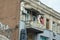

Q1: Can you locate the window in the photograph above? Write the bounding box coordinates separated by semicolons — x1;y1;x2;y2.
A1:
52;21;58;33
52;21;57;27
40;36;48;40
33;16;37;21
46;19;49;29
22;9;31;21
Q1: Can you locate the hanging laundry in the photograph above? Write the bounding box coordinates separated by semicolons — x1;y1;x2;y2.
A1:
40;16;44;25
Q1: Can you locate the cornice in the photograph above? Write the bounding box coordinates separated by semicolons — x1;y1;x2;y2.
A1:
24;0;60;20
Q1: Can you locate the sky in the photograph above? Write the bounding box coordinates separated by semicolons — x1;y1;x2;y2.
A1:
40;0;60;13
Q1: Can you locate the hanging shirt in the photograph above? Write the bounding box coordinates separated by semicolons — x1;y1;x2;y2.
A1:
40;18;44;25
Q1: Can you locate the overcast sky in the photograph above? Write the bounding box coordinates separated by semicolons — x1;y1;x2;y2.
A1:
40;0;60;13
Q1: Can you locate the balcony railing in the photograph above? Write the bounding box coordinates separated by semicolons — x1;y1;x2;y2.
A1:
25;20;44;31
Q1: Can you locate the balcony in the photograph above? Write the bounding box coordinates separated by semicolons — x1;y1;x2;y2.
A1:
25;20;43;34
21;7;44;33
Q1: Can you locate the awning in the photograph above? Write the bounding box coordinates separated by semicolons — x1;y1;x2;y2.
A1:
27;28;43;34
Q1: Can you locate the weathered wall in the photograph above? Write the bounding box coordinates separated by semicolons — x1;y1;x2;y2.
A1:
0;0;20;40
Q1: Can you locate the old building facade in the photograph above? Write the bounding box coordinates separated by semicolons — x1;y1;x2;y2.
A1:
20;0;60;40
0;0;60;40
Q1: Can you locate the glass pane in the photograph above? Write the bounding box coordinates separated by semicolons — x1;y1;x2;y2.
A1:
40;36;48;40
